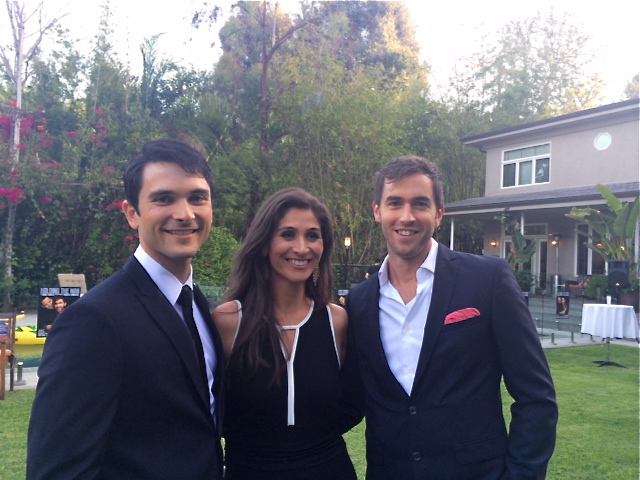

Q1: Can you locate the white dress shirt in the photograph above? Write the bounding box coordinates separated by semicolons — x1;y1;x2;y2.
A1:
134;246;217;418
378;241;438;395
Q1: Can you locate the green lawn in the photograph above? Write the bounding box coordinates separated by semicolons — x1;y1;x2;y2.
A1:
2;345;639;480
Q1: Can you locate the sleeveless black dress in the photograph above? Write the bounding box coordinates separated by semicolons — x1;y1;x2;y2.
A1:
223;302;357;480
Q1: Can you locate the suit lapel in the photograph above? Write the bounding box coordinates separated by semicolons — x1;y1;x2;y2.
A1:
361;276;412;398
193;285;223;368
123;259;211;410
193;285;225;426
413;245;459;389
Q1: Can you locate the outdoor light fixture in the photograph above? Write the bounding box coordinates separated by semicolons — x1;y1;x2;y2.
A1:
550;234;561;247
343;237;352;290
490;240;499;248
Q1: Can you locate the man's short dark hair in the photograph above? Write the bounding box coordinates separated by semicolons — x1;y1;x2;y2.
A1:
124;139;214;212
374;155;444;210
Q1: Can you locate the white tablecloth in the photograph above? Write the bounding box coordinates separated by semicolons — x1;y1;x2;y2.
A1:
581;304;639;339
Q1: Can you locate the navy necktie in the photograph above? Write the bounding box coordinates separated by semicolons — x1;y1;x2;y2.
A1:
178;285;208;391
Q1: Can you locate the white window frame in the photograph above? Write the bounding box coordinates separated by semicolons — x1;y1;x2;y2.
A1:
501;143;551;188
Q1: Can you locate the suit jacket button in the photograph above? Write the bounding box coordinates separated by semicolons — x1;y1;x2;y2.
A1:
408;405;417;415
412;451;421;461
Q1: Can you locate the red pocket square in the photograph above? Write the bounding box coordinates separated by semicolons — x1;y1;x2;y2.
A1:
444;308;481;325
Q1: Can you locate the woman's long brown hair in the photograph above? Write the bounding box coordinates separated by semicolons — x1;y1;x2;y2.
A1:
222;187;335;383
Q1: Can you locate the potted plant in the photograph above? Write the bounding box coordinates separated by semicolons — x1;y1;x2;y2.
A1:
566;184;639;310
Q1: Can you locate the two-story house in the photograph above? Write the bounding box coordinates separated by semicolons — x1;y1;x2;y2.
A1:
445;98;639;294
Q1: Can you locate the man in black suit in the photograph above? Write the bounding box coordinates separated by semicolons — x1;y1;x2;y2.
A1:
27;139;224;479
346;156;557;479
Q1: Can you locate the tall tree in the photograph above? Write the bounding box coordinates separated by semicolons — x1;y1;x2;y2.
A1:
623;74;639;100
459;11;603;126
206;1;318;222
195;1;429;254
0;0;62;309
263;2;429;263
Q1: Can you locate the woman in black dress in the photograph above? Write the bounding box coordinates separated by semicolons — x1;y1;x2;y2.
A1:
213;188;362;480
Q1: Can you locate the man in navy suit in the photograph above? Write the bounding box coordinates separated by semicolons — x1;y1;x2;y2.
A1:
27;139;224;479
346;155;557;479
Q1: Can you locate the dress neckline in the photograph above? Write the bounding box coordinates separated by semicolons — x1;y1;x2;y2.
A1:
277;300;315;331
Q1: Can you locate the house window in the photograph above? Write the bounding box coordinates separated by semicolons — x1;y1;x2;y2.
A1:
502;144;550;188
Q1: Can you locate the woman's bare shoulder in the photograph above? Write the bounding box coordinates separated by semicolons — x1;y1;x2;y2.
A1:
213;300;240;316
328;302;348;328
212;301;240;330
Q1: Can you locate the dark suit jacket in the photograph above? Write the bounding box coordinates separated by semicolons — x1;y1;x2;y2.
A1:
27;258;224;480
346;245;557;480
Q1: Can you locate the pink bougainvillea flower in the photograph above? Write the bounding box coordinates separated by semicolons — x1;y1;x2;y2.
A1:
105;200;124;212
2;187;27;204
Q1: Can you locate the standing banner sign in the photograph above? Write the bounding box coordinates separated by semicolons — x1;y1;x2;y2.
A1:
556;292;570;318
37;287;81;337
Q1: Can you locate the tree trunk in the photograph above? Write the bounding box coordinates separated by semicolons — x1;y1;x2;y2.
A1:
0;203;17;310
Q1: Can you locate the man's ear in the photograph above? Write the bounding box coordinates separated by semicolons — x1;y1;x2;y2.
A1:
373;201;381;224
435;206;445;229
122;200;139;230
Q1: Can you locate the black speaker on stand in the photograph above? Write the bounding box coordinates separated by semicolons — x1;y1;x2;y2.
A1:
591;260;631;368
607;260;629;304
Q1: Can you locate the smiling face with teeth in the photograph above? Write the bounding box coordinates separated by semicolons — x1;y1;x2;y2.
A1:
373;173;444;268
123;161;213;282
268;207;323;288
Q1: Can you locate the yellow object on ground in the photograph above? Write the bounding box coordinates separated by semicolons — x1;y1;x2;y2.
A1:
14;326;46;346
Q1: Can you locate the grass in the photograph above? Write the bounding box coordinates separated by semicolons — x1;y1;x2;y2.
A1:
0;389;34;480
2;345;639;480
540;345;639;480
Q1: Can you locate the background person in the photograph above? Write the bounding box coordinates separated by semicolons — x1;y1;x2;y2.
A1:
27;139;224;480
346;155;557;479
213;187;362;480
364;258;382;280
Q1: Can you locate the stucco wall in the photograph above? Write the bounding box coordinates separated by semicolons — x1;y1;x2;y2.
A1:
484;118;639;197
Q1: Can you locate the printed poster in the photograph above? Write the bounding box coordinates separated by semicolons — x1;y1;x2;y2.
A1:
37;287;81;337
556;292;570;318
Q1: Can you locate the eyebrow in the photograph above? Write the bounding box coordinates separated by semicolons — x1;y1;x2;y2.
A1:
385;195;431;203
277;226;321;232
148;188;210;197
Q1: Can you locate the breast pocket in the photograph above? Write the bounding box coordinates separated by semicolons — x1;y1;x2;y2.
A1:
442;314;484;331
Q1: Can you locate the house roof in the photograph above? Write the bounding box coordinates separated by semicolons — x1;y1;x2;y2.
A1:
445;182;640;216
462;98;640;150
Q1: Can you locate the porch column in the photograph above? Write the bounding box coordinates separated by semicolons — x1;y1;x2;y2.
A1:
635;216;639;265
450;218;455;251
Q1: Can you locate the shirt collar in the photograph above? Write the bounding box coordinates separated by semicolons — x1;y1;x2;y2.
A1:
378;239;439;287
134;245;193;306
